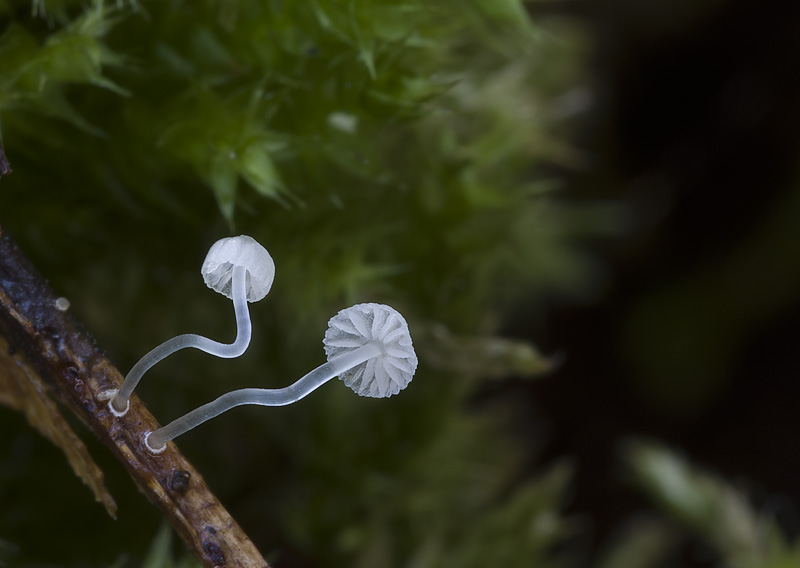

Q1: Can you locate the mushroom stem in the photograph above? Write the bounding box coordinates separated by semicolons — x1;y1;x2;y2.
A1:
145;341;383;452
111;265;252;415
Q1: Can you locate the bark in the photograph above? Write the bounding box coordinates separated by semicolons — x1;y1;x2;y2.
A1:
0;225;269;568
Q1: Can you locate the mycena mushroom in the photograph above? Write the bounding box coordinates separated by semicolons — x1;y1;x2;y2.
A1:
109;235;274;416
144;303;417;453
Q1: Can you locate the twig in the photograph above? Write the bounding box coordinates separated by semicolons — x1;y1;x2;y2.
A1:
0;225;269;568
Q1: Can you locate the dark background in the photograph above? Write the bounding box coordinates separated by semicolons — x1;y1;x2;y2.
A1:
522;0;800;560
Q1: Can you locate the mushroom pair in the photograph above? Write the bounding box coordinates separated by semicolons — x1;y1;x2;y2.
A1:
108;235;418;454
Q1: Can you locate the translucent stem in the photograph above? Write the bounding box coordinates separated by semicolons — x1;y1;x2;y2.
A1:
146;341;382;452
111;265;251;414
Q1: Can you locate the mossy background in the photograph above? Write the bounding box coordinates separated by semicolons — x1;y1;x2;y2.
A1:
2;0;800;567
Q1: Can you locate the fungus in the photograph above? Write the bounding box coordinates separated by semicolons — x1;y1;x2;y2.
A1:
144;303;417;453
109;235;274;416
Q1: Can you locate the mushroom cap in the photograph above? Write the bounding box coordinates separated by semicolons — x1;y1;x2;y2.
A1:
323;303;417;398
201;235;275;302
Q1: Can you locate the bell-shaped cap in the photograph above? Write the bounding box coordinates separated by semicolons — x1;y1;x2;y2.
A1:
201;235;275;302
323;303;417;398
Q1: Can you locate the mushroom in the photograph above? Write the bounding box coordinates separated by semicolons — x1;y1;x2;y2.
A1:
109;235;274;416
144;303;417;453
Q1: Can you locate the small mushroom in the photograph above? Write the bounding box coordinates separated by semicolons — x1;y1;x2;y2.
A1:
144;303;417;453
109;235;274;416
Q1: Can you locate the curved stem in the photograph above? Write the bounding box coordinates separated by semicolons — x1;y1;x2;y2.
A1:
111;265;251;414
146;341;382;452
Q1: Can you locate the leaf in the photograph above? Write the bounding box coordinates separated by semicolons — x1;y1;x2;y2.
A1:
0;334;117;518
206;150;239;226
239;142;285;202
38;0;128;95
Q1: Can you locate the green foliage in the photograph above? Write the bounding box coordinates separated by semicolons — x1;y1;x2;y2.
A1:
0;0;125;133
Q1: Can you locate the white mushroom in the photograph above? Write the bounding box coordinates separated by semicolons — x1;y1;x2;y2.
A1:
202;236;275;302
109;235;274;416
324;303;416;397
144;303;417;453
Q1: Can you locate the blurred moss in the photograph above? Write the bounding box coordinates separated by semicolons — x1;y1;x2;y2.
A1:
625;440;800;568
417;323;559;380
595;517;677;568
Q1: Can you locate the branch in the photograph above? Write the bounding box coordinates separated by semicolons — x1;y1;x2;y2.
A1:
0;224;269;568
